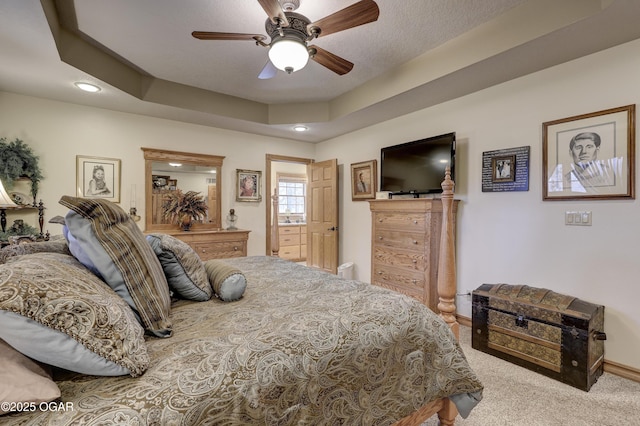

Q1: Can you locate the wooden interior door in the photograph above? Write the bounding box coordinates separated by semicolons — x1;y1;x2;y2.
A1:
307;159;338;273
207;184;217;224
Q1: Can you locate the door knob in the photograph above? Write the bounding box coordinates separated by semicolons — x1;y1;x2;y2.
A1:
328;226;338;231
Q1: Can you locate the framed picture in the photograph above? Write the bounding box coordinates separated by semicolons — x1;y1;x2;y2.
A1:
492;155;516;183
152;175;170;189
167;179;177;190
350;160;377;201
482;146;530;192
76;155;121;203
543;104;635;200
236;169;262;202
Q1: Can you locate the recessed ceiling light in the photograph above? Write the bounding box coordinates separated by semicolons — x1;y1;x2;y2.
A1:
169;163;182;167
74;82;101;93
293;125;308;132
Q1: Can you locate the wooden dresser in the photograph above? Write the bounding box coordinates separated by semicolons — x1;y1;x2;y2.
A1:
369;199;458;312
278;224;307;261
162;229;250;261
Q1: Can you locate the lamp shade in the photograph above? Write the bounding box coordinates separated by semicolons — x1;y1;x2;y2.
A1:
268;38;309;73
0;179;18;207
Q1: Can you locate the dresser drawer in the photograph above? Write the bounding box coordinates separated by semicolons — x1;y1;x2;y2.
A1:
280;246;301;260
192;240;246;260
372;264;426;301
279;233;301;246
373;212;426;231
279;226;300;236
374;229;425;250
373;246;426;271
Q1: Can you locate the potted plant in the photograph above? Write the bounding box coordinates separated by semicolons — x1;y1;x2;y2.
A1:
0;137;44;203
162;190;208;231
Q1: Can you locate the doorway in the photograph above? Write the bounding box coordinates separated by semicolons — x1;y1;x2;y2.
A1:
265;154;313;258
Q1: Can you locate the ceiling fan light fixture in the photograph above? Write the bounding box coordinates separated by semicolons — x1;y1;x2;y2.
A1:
293;125;308;132
268;38;309;74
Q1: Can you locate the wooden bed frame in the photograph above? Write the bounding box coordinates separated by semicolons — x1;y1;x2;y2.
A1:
271;168;460;426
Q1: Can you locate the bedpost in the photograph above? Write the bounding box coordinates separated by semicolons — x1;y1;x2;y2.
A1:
437;167;459;339
435;166;460;426
271;188;280;257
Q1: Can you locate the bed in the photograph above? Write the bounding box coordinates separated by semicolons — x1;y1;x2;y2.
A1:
0;170;482;425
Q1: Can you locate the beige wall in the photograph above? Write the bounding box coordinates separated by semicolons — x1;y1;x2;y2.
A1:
1;37;639;371
0;92;315;255
316;38;640;370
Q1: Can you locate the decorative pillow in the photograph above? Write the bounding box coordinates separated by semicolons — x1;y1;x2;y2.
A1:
59;196;172;338
0;338;61;416
62;224;103;279
146;233;212;301
0;239;70;265
203;259;247;301
0;252;149;377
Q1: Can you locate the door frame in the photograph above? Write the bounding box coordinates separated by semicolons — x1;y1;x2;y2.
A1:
265;154;314;256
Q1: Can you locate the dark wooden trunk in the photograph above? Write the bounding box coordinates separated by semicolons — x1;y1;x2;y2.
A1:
472;283;606;391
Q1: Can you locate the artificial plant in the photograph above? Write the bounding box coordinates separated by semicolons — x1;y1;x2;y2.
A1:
162;190;208;231
0;137;44;201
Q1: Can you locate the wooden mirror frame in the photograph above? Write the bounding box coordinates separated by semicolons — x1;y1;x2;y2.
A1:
142;147;225;232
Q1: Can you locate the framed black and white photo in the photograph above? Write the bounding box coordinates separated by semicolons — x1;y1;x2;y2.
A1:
492;155;516;183
543;105;635;200
76;155;121;203
482;146;530;193
236;169;262;202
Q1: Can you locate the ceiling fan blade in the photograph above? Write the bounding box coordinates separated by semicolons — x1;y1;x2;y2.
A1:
307;0;379;38
309;45;354;75
192;31;266;41
257;0;289;27
258;60;278;80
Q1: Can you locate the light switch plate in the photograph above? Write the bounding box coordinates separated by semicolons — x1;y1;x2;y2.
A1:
565;211;592;226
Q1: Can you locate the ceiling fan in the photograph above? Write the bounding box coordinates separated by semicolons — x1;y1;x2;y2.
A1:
192;0;380;79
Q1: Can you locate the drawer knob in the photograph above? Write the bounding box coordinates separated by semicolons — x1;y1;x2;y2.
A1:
233;246;238;251
378;218;383;222
412;240;417;244
378;271;382;275
412;279;417;284
201;249;206;253
412;259;417;264
378;236;383;240
413;220;418;224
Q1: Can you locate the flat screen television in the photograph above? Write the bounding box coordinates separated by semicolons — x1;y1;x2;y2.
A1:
380;132;456;196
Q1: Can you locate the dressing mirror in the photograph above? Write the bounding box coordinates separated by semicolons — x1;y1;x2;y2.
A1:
142;148;224;232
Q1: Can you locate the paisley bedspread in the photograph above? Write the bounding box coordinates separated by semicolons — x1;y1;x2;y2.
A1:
5;256;482;425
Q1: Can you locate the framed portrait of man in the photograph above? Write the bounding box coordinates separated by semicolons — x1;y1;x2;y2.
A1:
350;160;377;201
543;104;635;200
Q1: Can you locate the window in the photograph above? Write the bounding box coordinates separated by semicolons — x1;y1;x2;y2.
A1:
277;174;306;215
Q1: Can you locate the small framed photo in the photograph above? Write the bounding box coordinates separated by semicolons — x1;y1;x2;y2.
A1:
152;175;170;189
543;104;635;200
482;146;530;193
236;169;262;202
76;155;121;203
350;160;377;201
167;179;177;190
492;155;516;183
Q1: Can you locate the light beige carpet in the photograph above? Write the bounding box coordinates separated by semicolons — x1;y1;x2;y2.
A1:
422;326;640;426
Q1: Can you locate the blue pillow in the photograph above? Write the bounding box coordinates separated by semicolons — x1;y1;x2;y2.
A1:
203;259;247;301
146;233;212;301
59;197;172;338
